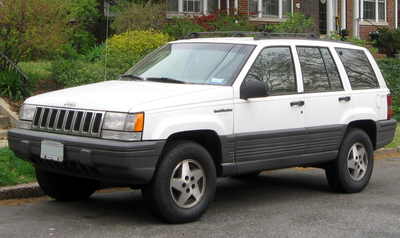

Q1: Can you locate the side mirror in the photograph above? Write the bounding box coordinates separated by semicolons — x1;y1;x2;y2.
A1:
240;81;270;99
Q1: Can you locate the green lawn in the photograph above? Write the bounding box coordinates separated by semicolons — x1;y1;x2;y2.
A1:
0;147;36;187
384;122;400;148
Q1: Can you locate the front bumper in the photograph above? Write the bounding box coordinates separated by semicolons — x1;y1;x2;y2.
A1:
8;128;165;184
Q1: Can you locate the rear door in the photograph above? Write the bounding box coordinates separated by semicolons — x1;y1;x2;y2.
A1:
296;46;354;154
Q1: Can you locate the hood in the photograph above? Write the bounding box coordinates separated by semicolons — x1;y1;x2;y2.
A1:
24;80;233;112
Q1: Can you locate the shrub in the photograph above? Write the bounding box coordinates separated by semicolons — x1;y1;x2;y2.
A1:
111;1;166;34
107;29;170;56
163;9;255;40
50;30;167;86
50;59;105;88
0;70;33;100
377;59;400;119
163;16;205;40
375;28;400;58
81;43;106;62
263;13;314;33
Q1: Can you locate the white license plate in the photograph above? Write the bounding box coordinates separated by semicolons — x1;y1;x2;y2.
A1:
40;140;64;162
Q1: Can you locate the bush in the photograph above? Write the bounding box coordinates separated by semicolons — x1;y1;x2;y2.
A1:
50;30;167;86
377;59;400;119
81;43;106;62
163;16;205;40
107;29;170;56
50;59;105;88
375;28;400;58
0;70;33;100
259;13;313;33
163;9;255;40
111;1;166;34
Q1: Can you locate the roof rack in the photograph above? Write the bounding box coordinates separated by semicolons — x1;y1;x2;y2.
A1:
183;31;320;40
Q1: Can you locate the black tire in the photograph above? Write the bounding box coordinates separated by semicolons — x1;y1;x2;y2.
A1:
142;140;217;224
35;168;101;201
325;128;374;193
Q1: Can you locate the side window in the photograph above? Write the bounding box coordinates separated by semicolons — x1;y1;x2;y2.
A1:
297;47;343;92
335;48;379;89
245;47;296;94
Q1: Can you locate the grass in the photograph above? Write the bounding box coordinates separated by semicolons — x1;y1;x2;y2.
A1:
0;147;36;187
18;61;51;80
384;122;400;148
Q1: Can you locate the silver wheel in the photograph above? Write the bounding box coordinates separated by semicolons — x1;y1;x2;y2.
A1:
325;128;374;193
170;159;206;208
347;142;368;181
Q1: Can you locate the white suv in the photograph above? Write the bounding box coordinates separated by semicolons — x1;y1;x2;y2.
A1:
8;32;397;223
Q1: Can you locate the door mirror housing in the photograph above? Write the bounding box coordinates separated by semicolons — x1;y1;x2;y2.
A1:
240;81;270;99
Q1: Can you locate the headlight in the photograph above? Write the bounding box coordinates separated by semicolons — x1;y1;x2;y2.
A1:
19;104;36;121
101;112;144;141
17;104;37;129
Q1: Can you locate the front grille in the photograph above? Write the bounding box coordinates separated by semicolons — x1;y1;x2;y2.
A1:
32;107;105;137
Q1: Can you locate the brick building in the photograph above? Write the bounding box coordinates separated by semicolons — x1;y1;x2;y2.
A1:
166;0;399;40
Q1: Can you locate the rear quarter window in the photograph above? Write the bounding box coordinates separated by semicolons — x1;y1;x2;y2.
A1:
335;48;379;89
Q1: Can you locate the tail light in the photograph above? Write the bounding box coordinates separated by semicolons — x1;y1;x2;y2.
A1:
387;94;393;120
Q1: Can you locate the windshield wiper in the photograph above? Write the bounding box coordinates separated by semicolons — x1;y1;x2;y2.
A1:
146;77;185;84
116;74;146;81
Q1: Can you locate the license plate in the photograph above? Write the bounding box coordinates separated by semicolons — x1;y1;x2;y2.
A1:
40;140;64;162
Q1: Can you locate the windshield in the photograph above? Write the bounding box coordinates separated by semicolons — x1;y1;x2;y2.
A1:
124;43;255;86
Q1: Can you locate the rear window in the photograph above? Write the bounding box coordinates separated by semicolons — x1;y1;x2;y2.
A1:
335;48;379;89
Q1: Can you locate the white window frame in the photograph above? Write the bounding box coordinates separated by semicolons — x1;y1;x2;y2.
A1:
360;0;386;22
250;0;292;18
167;0;220;15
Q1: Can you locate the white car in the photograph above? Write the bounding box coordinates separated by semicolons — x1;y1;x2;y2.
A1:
8;32;397;223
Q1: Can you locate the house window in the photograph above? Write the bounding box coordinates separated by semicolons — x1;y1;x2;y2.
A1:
167;0;219;14
361;0;386;22
249;0;292;18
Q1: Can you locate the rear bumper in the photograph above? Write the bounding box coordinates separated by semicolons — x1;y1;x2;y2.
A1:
8;128;165;184
376;119;397;149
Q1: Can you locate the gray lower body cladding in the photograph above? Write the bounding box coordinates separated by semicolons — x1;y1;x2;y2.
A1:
8;129;165;184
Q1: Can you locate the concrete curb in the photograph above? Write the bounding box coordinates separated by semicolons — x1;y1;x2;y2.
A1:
0;182;44;200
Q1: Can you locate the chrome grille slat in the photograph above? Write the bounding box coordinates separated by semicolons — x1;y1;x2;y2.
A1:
32;107;104;137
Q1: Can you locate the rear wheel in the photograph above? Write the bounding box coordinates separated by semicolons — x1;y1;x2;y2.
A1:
35;169;100;201
142;140;216;224
325;128;374;193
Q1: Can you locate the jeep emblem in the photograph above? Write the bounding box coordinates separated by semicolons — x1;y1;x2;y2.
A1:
64;100;77;107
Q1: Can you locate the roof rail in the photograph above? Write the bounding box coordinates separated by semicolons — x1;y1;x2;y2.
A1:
183;31;320;40
184;31;263;39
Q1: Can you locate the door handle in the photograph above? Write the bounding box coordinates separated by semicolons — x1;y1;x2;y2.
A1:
338;96;351;102
290;100;305;107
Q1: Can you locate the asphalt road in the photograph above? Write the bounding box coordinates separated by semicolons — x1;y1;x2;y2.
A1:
0;157;399;238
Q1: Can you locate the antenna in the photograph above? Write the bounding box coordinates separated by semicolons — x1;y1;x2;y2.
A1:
104;1;110;81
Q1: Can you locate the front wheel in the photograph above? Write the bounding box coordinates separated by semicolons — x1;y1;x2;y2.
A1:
325;128;374;193
142;140;217;224
35;169;101;201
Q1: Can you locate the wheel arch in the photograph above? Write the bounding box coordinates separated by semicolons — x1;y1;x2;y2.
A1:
347;120;377;150
165;130;223;176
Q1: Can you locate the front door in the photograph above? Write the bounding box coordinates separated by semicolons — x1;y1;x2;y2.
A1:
233;46;306;173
